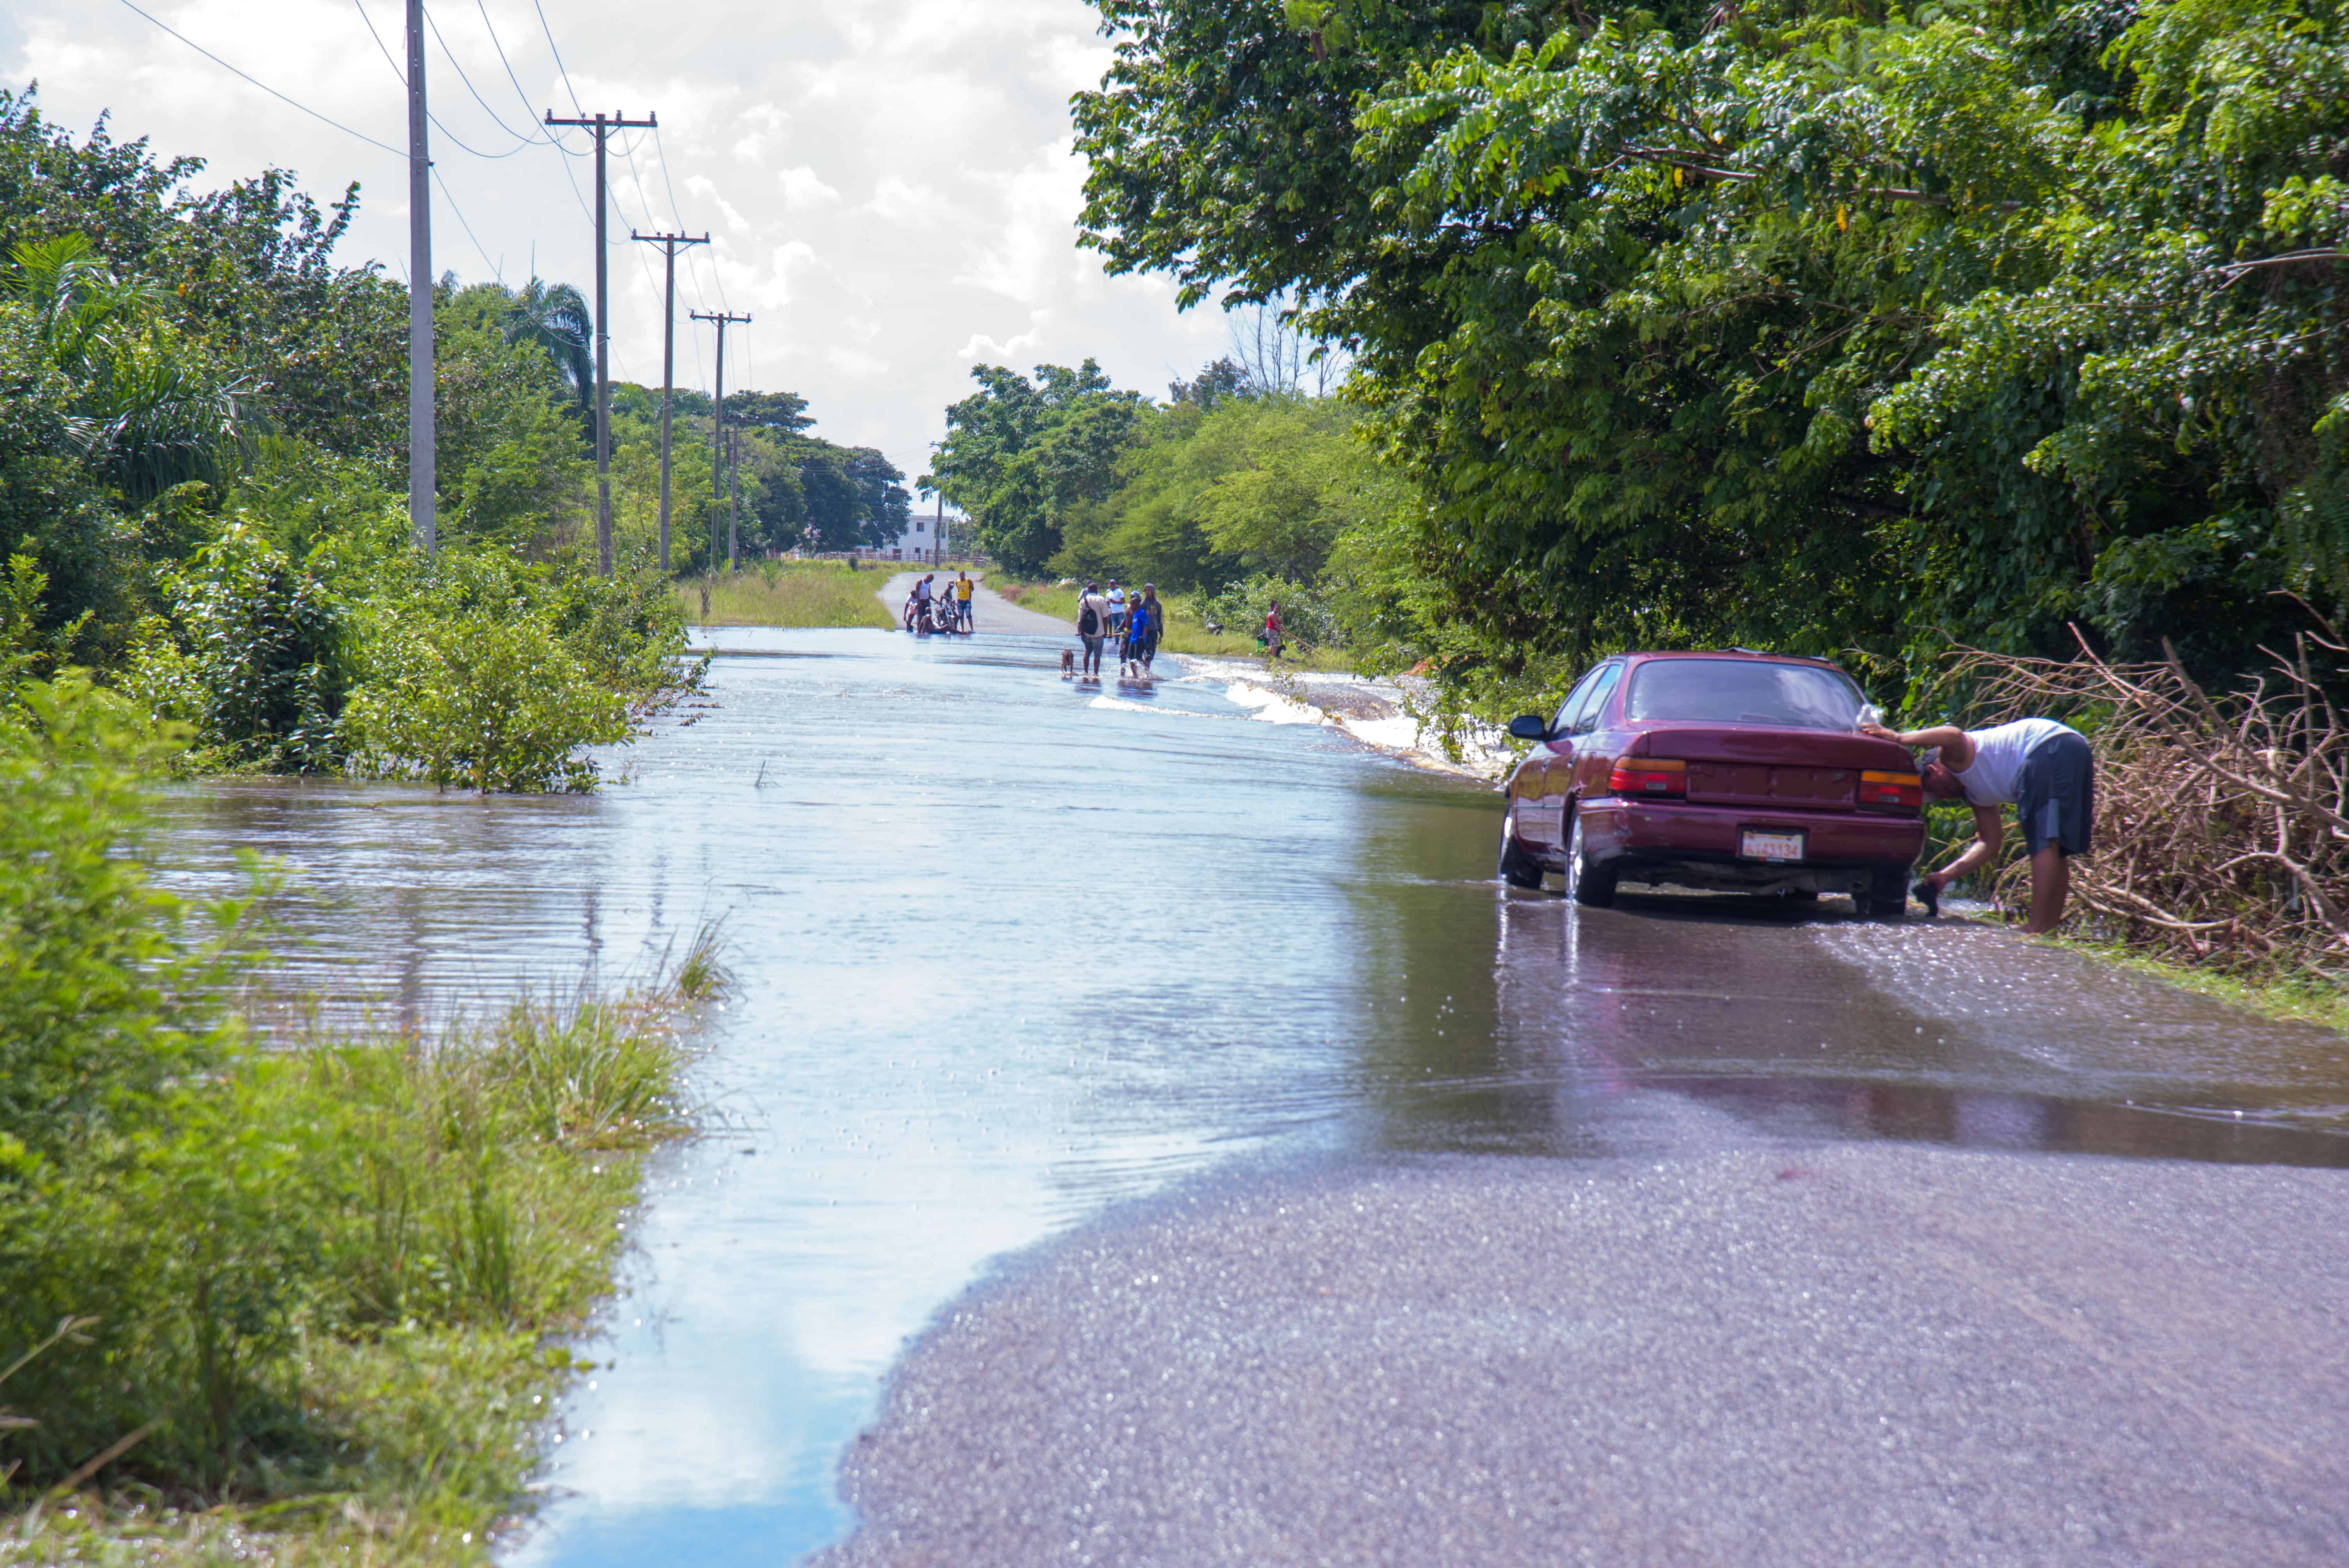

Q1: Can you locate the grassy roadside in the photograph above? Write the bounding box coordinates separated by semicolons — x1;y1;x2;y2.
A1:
678;562;893;628
2;942;726;1566
986;576;1357;670
2044;935;2349;1033
2;677;730;1564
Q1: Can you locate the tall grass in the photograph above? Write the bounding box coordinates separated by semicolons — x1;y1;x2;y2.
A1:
679;562;891;628
3;936;728;1563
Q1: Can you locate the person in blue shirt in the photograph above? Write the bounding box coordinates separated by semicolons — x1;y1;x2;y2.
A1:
1120;594;1153;676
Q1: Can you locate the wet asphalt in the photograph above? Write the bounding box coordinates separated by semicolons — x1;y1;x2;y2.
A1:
817;891;2349;1564
819;1140;2349;1566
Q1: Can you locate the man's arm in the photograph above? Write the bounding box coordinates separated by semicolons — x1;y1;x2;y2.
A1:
1925;804;2006;890
1859;721;1975;770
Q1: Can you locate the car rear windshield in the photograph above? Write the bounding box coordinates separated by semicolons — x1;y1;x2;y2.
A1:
1624;659;1864;730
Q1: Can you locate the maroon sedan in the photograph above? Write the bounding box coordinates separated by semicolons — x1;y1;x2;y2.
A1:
1495;651;1926;915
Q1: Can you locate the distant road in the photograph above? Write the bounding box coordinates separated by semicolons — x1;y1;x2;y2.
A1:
876;570;1068;636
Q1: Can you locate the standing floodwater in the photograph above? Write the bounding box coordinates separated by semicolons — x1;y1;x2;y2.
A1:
148;627;2349;1564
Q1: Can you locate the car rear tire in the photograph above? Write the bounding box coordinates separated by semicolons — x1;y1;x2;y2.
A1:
1563;812;1618;908
1864;864;1910;920
1497;816;1544;889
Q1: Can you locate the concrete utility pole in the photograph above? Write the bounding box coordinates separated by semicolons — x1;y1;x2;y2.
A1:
630;230;709;572
934;492;945;565
690;308;750;574
405;0;434;554
546;109;658;577
727;428;745;571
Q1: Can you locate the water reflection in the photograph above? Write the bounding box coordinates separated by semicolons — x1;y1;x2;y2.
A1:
143;627;2349;1567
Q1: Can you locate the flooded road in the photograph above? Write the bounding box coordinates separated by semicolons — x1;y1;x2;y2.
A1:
150;627;2349;1563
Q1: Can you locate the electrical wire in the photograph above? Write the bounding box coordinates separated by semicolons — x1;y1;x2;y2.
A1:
114;0;404;159
433;164;503;282
531;0;585;116
346;0;533;159
651;129;714;393
422;3;556;149
473;0;585;156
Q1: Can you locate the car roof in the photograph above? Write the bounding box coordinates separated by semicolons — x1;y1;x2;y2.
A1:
1614;649;1848;671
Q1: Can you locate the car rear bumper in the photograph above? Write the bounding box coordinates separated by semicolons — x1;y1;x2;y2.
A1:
1578;798;1925;870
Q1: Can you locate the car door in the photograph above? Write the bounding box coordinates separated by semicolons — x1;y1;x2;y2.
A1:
1509;663;1606;848
1554;662;1624;819
1521;662;1617;846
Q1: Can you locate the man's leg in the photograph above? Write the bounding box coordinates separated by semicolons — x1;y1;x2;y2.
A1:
2024;843;2069;935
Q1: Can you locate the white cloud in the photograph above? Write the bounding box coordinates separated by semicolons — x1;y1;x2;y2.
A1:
775;165;841;210
4;0;1231;467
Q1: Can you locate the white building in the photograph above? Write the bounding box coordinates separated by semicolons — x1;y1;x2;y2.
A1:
884;506;966;563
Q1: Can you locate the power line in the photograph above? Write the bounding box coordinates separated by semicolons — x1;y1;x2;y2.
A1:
531;0;585;115
473;0;584;155
433;165;501;282
422;4;548;149
349;0;533;159
651;127;712;391
112;0;404;159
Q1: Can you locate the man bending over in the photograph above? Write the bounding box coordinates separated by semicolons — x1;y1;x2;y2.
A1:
1857;717;2094;934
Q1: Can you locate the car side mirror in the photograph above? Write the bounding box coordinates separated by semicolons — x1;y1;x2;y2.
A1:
1507;714;1550;741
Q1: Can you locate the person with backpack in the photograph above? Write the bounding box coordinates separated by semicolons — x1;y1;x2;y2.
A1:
1075;581;1113;676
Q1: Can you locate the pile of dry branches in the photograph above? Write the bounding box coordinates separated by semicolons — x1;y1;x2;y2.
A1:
1949;626;2349;976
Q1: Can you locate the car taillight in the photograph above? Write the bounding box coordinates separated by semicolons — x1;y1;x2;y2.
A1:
1859;769;1923;809
1608;756;1686;797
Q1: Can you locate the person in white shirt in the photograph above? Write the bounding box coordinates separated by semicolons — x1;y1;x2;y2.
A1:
1073;582;1114;676
1858;716;2093;933
1105;581;1128;638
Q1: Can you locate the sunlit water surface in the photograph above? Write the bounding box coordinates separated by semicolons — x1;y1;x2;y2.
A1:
147;626;2349;1564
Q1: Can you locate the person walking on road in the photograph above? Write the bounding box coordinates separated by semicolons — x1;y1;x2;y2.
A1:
1075;581;1112;677
1105;581;1128;638
1120;593;1153;676
954;571;975;631
1262;600;1285;662
1858;716;2094;934
1139;584;1164;674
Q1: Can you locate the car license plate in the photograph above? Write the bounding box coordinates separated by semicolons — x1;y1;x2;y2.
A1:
1740;829;1805;862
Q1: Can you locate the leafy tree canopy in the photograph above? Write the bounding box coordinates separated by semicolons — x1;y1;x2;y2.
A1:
1073;0;2349;711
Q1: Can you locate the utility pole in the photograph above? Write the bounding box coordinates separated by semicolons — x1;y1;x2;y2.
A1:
630;229;708;572
727;428;744;572
690;308;750;575
546;109;658;576
933;492;944;565
405;0;434;554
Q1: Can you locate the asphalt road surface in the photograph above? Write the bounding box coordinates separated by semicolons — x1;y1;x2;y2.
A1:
877;569;1068;636
820;903;2349;1566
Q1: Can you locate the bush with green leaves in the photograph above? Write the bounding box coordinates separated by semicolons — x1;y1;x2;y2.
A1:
0;674;724;1526
341;552;691;793
119;515;348;773
1199;572;1344;652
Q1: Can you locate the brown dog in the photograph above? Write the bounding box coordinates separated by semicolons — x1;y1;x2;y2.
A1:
1059;647;1075;678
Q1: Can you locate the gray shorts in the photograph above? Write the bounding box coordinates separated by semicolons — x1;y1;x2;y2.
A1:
2016;730;2094;857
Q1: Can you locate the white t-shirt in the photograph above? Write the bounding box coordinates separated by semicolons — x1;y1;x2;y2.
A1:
913;579;932;601
1952;718;2075;805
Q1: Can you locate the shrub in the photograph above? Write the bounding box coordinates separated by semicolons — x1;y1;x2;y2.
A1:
340;552;692;793
1199;572;1343;651
0;685;724;1511
121;515;348;773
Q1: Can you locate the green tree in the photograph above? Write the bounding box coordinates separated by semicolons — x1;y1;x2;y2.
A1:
925;361;1146;574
